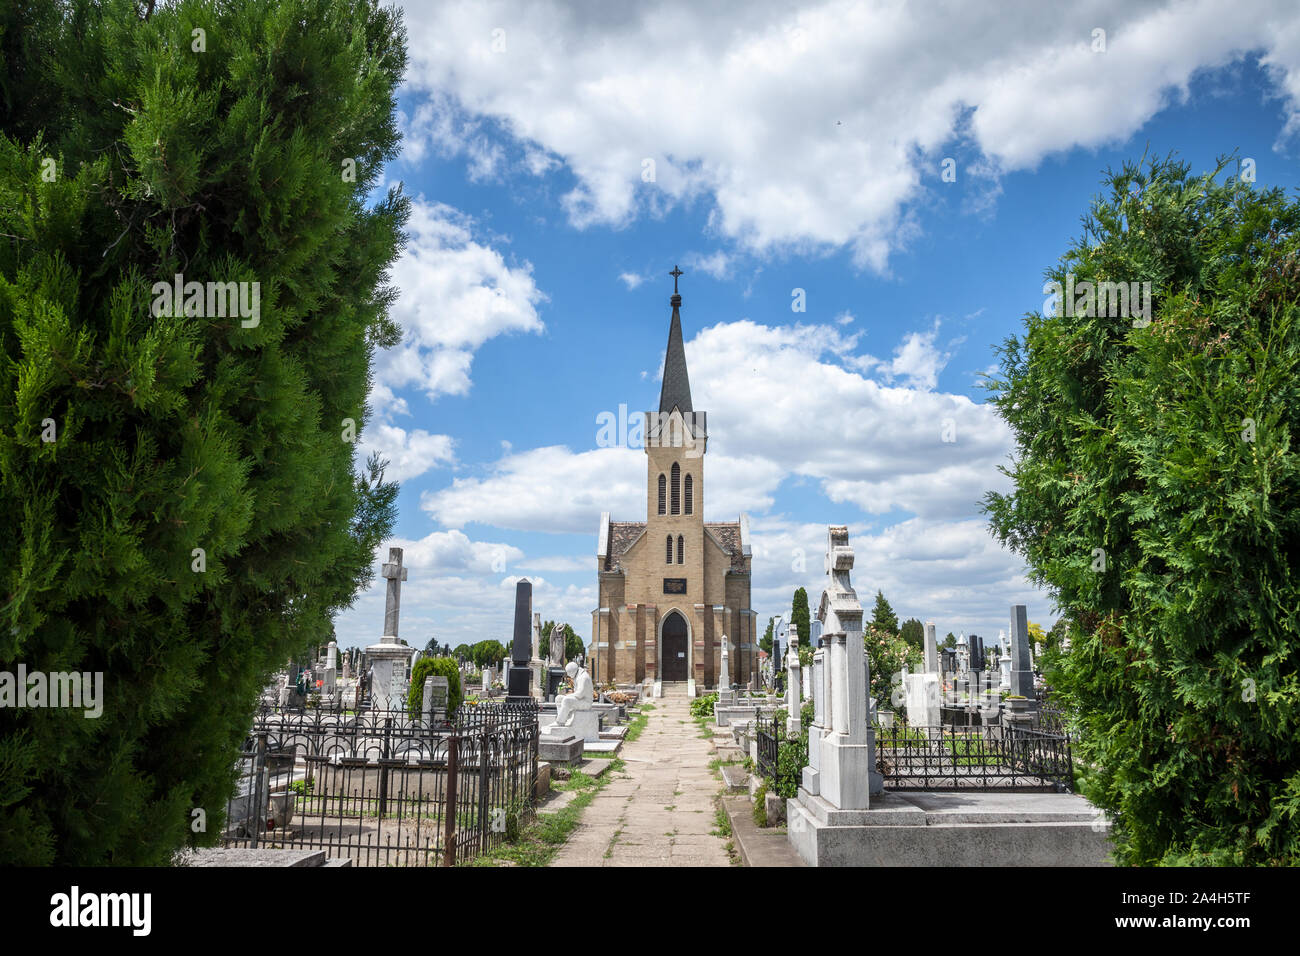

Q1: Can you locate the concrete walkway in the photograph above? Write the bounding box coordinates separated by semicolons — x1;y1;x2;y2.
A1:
550;692;732;867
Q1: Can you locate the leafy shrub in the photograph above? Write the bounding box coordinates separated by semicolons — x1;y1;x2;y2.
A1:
865;627;921;708
752;778;768;828
407;657;462;719
690;692;719;718
773;733;808;800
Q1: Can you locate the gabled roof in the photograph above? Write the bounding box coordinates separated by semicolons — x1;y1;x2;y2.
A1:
602;521;647;572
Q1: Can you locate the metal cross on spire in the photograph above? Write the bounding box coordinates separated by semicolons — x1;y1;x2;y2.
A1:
670;265;683;294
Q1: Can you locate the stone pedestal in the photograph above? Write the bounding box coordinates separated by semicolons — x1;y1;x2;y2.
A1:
539;733;585;765
541;709;602;743
365;638;414;712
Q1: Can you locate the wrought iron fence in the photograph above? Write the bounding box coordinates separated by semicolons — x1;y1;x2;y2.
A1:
755;714;780;782
221;701;538;866
875;724;1073;792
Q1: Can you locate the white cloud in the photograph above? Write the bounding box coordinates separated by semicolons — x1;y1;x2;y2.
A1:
850;321;952;390
686;250;733;280
414;318;1011;537
618;271;645;289
377;198;546;402
397;0;1300;270
422;445;646;533
686;319;1013;517
747;516;1053;640
356;423;456;483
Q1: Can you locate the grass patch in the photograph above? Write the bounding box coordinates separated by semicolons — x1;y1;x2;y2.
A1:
710;802;732;839
472;761;615;867
623;709;650;743
558;770;595;791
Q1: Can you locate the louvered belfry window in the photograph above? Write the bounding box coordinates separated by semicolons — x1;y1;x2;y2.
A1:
677;534;684;564
671;462;681;514
684;473;693;514
658;474;666;515
666;535;673;563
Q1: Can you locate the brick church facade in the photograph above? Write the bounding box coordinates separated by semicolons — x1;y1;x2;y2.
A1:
590;271;757;693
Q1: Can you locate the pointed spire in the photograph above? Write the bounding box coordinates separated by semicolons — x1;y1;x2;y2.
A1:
659;266;693;415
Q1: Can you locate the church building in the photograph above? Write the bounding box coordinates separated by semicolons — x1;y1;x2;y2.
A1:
591;269;757;694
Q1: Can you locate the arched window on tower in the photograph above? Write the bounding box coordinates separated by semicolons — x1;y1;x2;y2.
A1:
684;473;693;515
676;534;684;564
657;473;666;515
671;462;681;514
666;535;673;564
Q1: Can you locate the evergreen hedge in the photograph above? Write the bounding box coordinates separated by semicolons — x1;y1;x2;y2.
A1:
985;155;1300;865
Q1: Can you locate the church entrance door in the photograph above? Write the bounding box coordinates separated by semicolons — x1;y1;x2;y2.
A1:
661;611;689;681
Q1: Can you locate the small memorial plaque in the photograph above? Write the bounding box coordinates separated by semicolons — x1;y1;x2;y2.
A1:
663;578;687;594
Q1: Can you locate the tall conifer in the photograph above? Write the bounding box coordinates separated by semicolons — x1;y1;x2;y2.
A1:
0;0;407;863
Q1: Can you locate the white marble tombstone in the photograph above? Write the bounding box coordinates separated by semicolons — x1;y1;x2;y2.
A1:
785;625;801;737
323;641;338;696
812;526;881;809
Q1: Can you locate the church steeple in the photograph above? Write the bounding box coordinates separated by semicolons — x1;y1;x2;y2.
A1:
658;266;694;415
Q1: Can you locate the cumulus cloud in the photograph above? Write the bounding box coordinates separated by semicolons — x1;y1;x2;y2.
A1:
377;198;546;401
397;0;1300;270
356;423;456;483
747;516;1052;640
416;318;1012;532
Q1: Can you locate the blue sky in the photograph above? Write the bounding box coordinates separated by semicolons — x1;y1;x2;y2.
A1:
333;0;1300;653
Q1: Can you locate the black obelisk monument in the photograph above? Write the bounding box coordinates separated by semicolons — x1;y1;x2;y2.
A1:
507;579;534;700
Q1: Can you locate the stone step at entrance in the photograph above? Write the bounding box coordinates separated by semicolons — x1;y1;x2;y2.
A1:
659;681;689;697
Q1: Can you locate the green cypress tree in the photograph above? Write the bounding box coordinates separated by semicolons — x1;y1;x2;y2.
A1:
899;617;923;651
869;590;899;635
791;587;812;663
985;154;1300;865
0;0;407;864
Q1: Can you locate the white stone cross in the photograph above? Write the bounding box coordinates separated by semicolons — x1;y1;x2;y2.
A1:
381;547;408;641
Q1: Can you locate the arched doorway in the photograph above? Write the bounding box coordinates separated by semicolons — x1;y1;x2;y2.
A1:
660;611;689;681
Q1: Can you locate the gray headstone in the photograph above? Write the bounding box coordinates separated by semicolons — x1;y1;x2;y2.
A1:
923;621;938;674
1009;604;1034;698
428;676;449;714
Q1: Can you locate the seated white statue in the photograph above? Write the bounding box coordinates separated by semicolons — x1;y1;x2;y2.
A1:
555;661;593;727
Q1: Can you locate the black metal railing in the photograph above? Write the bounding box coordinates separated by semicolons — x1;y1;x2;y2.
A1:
875;724;1073;792
755;714;780;782
221;701;538;866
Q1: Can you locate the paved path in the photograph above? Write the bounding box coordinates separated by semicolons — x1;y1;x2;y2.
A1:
550;692;732;867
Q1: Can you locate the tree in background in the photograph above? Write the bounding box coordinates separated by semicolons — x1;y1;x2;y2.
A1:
1027;621;1047;652
790;588;812;666
942;632;957;649
985;154;1300;865
407;657;462;720
899;617;924;651
0;0;407;865
1047;619;1070;652
536;621;585;662
759;616;774;654
468;639;507;669
869;591;899;635
865;627;921;711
